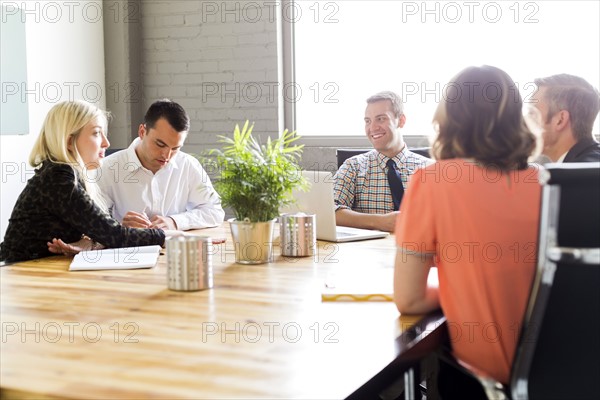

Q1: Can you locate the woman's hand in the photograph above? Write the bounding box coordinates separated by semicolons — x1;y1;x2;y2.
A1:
47;237;103;256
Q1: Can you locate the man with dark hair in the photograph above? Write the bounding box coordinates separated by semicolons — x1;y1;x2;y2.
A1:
98;99;224;230
334;91;430;232
532;74;600;162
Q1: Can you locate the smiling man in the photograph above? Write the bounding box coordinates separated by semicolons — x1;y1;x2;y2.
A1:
333;91;431;232
98;99;224;230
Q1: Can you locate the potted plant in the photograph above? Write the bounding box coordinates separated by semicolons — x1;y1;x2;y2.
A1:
207;121;306;264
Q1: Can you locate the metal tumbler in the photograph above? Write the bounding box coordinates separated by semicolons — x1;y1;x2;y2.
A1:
166;236;213;291
279;213;316;257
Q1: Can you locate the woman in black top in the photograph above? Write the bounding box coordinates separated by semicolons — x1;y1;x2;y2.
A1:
0;100;165;262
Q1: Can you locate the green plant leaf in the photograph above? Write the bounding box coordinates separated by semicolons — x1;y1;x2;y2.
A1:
198;121;307;222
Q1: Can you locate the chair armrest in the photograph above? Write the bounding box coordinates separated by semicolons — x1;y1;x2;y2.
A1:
547;247;600;265
437;349;508;400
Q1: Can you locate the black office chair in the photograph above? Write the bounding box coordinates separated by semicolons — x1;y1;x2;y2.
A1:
336;149;370;168
510;163;600;399
105;148;123;156
336;148;431;169
409;147;431;158
435;163;600;399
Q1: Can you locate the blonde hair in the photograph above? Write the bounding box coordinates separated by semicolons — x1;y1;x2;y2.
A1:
367;91;404;117
29;100;110;211
432;65;536;170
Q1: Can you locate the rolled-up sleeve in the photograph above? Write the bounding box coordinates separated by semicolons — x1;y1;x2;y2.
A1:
333;161;357;211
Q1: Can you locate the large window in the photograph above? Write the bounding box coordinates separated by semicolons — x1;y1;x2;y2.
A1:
290;0;600;142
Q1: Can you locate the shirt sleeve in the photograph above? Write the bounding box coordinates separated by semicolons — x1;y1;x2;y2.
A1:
395;168;437;255
333;160;358;211
168;158;225;230
52;165;165;248
96;161;115;214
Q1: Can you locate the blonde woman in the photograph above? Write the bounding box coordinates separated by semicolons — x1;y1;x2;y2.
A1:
394;66;541;394
0;100;165;262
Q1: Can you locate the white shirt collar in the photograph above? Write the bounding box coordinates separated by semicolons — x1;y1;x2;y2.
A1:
126;137;180;173
557;151;569;163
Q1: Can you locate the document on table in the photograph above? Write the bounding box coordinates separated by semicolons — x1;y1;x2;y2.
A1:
321;268;394;302
69;245;161;271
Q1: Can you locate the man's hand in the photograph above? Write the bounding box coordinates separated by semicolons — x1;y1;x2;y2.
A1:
122;211;152;228
379;211;400;233
335;209;399;232
150;215;177;230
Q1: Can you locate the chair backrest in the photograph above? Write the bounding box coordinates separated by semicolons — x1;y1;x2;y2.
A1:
511;163;600;399
336;149;370;168
409;147;431;158
336;147;431;168
105;148;123;156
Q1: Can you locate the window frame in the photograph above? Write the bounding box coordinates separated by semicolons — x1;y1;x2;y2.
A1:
282;0;600;147
281;0;430;148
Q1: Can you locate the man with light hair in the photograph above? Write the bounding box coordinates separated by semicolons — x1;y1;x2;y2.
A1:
334;91;430;232
532;74;600;162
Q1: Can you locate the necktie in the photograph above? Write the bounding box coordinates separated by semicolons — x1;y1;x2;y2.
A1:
387;159;404;211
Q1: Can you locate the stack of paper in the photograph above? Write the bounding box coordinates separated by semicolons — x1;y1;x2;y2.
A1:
69;245;161;271
321;269;394;302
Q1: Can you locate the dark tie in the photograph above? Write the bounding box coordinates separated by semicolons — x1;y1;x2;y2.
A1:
387;159;404;211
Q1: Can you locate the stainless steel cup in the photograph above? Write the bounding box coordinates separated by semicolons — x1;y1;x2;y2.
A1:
166;236;213;291
280;213;316;257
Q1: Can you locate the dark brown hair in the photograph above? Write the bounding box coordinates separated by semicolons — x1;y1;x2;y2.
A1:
432;65;536;170
144;99;190;132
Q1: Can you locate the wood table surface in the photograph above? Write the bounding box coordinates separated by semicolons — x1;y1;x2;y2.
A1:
0;224;423;399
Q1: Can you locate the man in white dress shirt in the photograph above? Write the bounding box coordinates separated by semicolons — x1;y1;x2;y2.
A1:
98;99;224;230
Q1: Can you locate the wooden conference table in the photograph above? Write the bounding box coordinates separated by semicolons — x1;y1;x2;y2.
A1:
0;224;444;399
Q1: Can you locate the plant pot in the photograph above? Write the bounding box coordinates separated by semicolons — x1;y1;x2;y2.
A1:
228;218;276;264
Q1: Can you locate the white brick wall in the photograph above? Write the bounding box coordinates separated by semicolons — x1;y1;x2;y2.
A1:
141;0;280;154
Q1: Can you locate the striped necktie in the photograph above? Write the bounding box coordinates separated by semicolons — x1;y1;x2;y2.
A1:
387;159;404;211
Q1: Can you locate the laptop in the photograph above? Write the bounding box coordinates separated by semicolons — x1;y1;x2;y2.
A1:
281;171;389;243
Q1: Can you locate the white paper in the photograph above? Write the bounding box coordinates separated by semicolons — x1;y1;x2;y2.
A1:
69;245;161;271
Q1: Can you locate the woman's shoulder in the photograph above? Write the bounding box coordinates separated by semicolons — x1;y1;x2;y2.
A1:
409;159;483;187
37;161;78;183
38;161;74;172
412;159;471;174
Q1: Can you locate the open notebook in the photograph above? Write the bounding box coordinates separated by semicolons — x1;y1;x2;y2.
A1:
282;171;389;243
69;245;161;271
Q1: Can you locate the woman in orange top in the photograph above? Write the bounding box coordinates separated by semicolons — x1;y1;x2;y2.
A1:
394;65;541;388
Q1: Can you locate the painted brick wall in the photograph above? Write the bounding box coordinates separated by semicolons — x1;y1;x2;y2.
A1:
140;1;280;155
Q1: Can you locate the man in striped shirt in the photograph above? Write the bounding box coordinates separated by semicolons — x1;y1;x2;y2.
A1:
334;91;431;232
